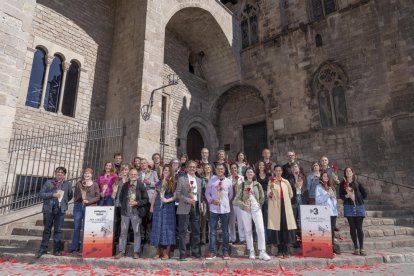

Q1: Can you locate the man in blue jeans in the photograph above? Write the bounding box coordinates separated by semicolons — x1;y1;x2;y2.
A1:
36;167;73;258
205;163;233;260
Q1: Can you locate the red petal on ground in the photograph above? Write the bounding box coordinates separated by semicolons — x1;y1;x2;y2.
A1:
329;264;336;269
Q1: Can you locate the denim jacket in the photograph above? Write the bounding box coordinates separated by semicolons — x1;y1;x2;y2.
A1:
39;179;73;214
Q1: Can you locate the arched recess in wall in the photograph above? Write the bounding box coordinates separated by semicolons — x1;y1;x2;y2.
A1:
178;115;219;159
210;85;267;164
164;5;239;159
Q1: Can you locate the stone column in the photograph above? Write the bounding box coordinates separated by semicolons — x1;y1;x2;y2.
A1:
39;55;54;110
58;62;70;114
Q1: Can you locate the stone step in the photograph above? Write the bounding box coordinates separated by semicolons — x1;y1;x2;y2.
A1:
336;216;414;227
336;226;414;239
12;226;75;240
0;235;65;252
366;210;414;218
35;219;74;229
337;235;414;252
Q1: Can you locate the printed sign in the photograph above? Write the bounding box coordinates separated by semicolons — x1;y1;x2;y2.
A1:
300;205;333;258
82;206;114;258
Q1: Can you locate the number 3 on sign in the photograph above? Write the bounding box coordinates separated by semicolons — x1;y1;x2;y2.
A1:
310;208;318;215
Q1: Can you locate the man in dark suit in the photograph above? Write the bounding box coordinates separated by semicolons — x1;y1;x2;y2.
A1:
115;168;149;259
282;151;305;179
176;160;202;260
36;167;73;258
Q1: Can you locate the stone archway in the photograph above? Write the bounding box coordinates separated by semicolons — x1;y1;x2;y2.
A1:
210;85;267;162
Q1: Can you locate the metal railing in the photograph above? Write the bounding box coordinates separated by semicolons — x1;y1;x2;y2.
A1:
0;119;125;215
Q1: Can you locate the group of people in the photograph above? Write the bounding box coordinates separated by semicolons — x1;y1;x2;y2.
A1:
35;148;368;260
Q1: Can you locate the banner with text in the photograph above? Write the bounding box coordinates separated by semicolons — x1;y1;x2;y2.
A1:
82;206;114;258
300;205;333;258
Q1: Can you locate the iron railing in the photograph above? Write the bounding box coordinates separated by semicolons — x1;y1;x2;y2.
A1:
0;119;125;215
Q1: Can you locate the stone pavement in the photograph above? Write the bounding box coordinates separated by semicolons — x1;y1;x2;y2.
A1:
1;246;414;273
0;255;414;275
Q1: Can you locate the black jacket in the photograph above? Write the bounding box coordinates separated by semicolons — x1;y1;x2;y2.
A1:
119;180;149;217
339;180;367;206
287;174;309;205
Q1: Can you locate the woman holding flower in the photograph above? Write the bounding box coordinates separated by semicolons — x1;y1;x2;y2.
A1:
235;151;249;177
339;167;367;256
234;168;270;261
98;162;118;206
69;168;100;255
150;165;177;260
315;171;340;254
267;165;296;257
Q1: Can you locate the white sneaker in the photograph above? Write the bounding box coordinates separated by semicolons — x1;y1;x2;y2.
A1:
259;250;271;261
249;250;255;260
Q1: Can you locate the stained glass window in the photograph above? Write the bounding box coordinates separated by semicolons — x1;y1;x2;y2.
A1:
62;61;79;117
25;48;46;108
313;62;348;128
241;3;259;49
311;0;337;20
44;55;63;112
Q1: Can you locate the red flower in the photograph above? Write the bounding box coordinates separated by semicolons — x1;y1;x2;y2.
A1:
332;163;339;172
245;187;252;193
235;175;239;180
269;176;275;182
148;164;152;169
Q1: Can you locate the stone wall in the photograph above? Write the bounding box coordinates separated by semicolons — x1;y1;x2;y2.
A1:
238;0;414;186
0;0;36;188
162;29;210;161
16;0;115;129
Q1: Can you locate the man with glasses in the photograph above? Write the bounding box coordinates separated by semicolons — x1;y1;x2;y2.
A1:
36;167;73;258
115;168;149;259
176;160;202;261
282;151;304;179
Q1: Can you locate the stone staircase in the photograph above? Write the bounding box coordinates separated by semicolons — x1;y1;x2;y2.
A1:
0;199;414;258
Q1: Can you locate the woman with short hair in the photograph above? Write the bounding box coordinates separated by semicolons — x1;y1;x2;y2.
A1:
69;168;100;255
267;165;296;257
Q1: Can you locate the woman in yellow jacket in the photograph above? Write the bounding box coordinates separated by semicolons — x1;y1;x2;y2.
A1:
267;165;297;257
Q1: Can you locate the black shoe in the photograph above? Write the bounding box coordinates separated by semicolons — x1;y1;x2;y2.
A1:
53;251;62;256
334;227;340;232
178;256;188;261
191;254;201;259
35;250;46;258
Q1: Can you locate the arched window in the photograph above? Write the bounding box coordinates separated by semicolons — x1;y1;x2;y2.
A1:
62;61;80;117
315;34;323;47
241;2;259;49
25;47;46;108
310;0;337;21
313;62;348;128
44;55;63;112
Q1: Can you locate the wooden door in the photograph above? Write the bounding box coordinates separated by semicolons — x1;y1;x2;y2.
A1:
243;121;267;166
186;128;204;160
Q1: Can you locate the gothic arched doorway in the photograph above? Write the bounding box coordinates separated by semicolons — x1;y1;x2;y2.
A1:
187;128;204;160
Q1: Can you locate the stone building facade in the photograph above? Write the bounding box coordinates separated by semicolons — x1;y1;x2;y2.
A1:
0;0;413;194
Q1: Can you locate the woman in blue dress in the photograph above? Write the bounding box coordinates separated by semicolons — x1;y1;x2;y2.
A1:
150;164;177;260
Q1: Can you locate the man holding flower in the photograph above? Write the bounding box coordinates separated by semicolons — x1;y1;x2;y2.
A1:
205;163;233;260
115;168;149;259
36;167;73;258
176;160;202;261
